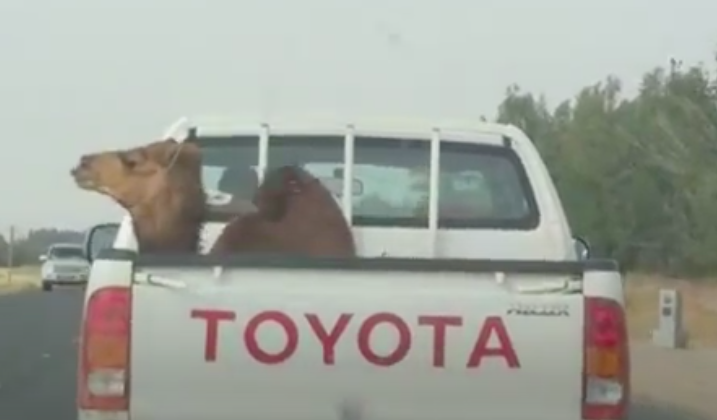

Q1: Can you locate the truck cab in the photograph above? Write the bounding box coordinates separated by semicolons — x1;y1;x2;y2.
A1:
79;117;628;420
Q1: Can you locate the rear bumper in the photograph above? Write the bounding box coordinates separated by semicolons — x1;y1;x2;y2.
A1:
78;409;128;420
43;275;88;285
78;413;593;420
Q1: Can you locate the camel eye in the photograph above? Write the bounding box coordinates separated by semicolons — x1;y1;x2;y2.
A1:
119;152;141;169
287;179;301;193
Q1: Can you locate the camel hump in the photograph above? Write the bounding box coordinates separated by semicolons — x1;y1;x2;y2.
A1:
209;163;355;257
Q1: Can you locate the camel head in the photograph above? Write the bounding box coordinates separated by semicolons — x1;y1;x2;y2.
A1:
254;165;318;221
211;164;356;257
71;138;202;211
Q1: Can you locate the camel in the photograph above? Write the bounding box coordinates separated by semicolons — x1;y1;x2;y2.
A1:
210;165;357;257
70;138;206;253
71;139;356;258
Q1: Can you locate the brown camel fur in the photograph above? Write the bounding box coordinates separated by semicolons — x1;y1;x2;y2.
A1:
71;138;206;254
211;165;356;257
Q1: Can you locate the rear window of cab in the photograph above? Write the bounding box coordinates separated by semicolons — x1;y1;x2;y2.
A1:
191;135;539;230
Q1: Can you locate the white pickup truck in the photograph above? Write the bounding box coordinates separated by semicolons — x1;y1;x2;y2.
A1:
78;117;630;420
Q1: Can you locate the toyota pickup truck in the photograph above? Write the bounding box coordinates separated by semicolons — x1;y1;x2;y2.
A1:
78;117;630;420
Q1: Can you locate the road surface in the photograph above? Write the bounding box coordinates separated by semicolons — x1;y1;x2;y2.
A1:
0;289;712;419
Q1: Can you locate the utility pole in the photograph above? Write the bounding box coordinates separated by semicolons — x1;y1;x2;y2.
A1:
6;225;14;284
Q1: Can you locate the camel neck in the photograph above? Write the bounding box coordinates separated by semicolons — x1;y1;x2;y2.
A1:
130;190;205;254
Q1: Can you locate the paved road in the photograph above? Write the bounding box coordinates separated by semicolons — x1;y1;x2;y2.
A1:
0;290;79;419
0;289;711;419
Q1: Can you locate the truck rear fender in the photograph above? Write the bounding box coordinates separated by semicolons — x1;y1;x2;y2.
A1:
77;250;134;420
582;269;630;420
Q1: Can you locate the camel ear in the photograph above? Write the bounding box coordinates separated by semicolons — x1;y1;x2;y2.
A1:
282;167;301;184
147;138;182;167
268;165;302;187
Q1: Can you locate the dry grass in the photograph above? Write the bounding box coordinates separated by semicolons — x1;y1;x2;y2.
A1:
0;266;41;294
625;273;717;348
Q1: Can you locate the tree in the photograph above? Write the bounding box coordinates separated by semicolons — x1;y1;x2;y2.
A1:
495;56;717;276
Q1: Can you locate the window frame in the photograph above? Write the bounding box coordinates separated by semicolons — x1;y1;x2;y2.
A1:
435;141;540;230
189;135;541;230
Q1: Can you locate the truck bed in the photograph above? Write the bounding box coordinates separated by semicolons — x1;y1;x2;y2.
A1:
112;254;613;420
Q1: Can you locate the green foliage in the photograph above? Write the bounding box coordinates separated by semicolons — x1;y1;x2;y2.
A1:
497;58;717;276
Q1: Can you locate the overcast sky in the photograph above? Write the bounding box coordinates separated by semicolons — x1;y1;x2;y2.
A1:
0;0;715;233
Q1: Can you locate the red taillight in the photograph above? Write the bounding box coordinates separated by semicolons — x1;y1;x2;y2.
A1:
582;297;630;419
77;286;132;411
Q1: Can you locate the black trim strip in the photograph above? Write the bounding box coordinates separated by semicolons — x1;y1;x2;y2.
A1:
95;249;618;274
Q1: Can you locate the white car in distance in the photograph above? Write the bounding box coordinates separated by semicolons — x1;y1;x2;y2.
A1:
39;243;90;291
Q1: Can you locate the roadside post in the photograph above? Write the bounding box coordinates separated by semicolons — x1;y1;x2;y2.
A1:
651;288;687;349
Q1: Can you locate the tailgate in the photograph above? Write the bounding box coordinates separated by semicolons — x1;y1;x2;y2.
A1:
128;259;586;420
